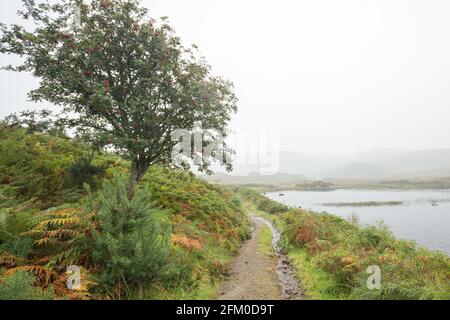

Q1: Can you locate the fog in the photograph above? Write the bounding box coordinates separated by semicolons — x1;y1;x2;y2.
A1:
1;0;450;158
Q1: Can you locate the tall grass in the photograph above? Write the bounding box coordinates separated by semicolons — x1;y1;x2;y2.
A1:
280;209;450;299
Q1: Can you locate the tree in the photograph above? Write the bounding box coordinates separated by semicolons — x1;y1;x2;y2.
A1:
3;109;66;136
91;174;171;299
0;0;237;195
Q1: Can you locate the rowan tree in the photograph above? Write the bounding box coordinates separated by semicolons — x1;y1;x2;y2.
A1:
0;0;237;194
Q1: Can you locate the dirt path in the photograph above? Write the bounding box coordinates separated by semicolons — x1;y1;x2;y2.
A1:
217;216;283;300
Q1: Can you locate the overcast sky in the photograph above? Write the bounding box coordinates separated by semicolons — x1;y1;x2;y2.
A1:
1;0;450;155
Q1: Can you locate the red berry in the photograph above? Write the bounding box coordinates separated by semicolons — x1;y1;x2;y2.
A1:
100;1;112;9
103;80;110;93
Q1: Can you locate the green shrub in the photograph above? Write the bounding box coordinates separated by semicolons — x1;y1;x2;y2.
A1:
0;125;119;208
67;158;106;188
257;197;288;214
142;166;250;238
0;271;54;300
0;125;88;206
0;210;35;258
231;186;289;214
352;226;394;253
91;174;172;299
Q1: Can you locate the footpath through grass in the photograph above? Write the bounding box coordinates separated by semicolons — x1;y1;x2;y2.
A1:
233;186;450;300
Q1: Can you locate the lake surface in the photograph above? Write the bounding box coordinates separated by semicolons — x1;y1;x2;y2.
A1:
266;189;450;254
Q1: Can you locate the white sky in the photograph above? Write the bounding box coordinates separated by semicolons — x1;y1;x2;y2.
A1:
1;0;450;155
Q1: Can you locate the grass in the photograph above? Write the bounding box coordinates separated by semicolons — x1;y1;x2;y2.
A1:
281;209;450;299
288;248;342;300
146;275;221;300
322;201;403;207
258;226;274;257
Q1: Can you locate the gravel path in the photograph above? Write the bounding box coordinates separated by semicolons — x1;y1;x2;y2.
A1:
217;215;304;300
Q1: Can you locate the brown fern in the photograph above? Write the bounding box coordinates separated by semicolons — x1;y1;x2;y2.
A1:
3;206;96;297
36;217;81;228
6;265;53;287
0;252;26;268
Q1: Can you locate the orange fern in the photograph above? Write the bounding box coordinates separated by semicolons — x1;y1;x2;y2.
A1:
6;265;53;287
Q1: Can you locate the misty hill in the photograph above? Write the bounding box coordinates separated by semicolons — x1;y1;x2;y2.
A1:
224;148;450;182
320;162;393;179
228;151;349;178
321;149;450;180
380;149;450;175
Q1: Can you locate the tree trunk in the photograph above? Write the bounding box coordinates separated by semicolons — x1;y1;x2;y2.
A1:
128;159;139;199
128;158;148;199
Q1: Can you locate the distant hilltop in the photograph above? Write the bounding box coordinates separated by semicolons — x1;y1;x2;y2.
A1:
202;148;450;191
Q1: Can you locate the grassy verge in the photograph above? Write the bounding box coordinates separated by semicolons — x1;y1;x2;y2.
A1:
258;226;274;257
288;248;342;300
